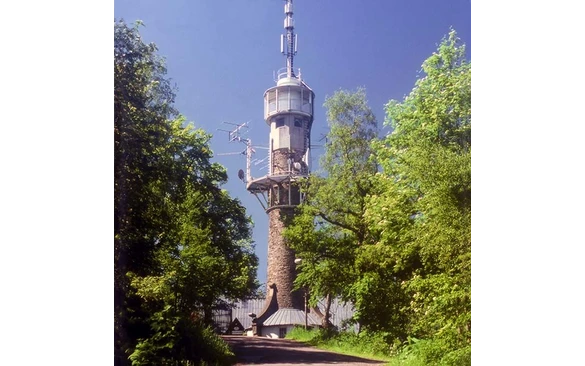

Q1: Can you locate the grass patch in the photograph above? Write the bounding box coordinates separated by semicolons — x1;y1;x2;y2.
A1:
286;328;470;366
285;327;393;362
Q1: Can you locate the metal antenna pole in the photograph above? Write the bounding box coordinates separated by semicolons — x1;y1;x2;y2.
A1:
217;121;255;183
246;138;253;183
282;0;297;77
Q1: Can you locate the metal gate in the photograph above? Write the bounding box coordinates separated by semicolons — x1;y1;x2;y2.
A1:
212;307;232;334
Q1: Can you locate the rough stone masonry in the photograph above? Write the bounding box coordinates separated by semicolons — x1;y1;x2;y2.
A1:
266;148;304;310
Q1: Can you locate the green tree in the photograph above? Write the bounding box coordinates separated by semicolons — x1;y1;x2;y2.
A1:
284;87;379;328
115;20;258;365
115;19;179;363
369;29;471;363
127;182;257;365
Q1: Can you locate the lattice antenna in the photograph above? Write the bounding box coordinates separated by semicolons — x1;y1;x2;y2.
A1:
217;121;256;184
281;0;298;78
217;121;249;143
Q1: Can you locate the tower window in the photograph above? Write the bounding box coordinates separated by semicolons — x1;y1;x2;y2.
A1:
275;118;285;128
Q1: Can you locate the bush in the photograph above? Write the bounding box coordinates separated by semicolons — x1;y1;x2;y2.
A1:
129;314;235;366
389;337;470;366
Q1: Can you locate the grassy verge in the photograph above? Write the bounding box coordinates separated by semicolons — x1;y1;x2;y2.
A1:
285;326;393;363
286;327;470;366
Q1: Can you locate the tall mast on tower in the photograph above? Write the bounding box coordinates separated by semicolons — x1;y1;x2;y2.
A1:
281;0;297;78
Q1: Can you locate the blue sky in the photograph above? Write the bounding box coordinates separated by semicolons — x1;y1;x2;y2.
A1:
114;0;471;284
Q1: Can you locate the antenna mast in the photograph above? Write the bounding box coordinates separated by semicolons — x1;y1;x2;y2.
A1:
217;122;255;183
281;0;297;78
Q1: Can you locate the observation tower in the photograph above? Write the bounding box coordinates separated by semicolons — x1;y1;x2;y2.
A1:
247;0;318;336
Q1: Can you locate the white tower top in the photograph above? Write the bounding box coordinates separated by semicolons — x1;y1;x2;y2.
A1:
248;0;315;206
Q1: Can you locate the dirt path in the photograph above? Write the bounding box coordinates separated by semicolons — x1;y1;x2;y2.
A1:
222;335;387;366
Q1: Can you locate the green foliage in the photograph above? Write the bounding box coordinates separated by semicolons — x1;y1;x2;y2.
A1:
404;273;470;348
285;326;319;343
285;204;356;306
115;19;257;366
321;87;378;184
288;29;471;365
287;328;470;366
332;329;393;358
348;270;409;339
368;28;471;361
128;306;179;365
286;327;393;361
384;29;470;153
388;337;470;366
284;88;378;327
129;313;235;366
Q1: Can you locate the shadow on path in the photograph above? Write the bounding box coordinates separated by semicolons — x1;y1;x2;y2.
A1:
222;335;387;365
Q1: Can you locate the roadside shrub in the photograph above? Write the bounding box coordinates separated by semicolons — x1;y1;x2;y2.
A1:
390;337;470;366
129;312;234;366
439;345;471;366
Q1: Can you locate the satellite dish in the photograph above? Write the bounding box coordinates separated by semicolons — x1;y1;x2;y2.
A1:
238;169;245;182
293;162;301;171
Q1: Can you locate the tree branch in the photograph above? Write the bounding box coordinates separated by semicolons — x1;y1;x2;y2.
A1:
318;212;359;235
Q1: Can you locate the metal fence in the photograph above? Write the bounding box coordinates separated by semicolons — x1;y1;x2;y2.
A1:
212;297;357;334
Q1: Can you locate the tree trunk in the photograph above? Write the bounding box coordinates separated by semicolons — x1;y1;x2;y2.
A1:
322;293;332;329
